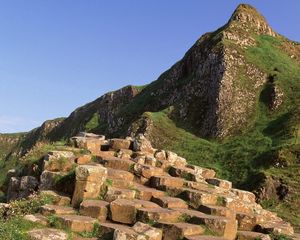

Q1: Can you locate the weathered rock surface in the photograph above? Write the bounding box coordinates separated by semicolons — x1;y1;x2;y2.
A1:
15;137;295;238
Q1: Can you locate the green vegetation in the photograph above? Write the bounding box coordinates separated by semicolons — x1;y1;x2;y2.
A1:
0;194;54;240
142;35;300;230
85;112;101;132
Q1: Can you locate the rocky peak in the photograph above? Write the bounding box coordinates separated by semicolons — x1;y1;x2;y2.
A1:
226;4;276;37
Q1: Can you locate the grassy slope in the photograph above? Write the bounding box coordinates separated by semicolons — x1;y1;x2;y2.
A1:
144;35;300;230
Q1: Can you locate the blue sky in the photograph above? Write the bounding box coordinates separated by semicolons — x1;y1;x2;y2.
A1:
1;0;300;133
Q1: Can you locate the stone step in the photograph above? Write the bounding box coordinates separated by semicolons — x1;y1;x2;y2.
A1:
107;167;135;181
55;215;97;232
169;166;203;182
152;196;188;209
180;189;218;208
236;212;265;231
109;138;132;151
150;175;184;190
237;231;271;240
174;208;237;240
254;220;294;236
184;181;214;192
155;222;205;240
40;204;76;216
24;214;48;226
186;165;216;179
27;228;68;240
106;168;135;188
184;235;227;240
206;178;232;190
79;199;109;222
110;198;160;224
133;222;163;240
40;190;71;206
99;222;135;240
134;163;165;179
72;236;97;240
132;183;165;201
137;207;182;223
230;189;256;203
104;186;136;202
198;204;235;218
113;222;163;240
97;156;135;171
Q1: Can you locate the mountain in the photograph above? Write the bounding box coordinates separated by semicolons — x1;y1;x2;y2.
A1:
1;4;300;230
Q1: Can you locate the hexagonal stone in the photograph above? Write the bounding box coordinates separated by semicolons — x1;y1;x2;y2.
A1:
174;208;237;240
198;205;235;218
133;184;165;201
72;164;107;207
75;164;107;182
230;189;256;203
56;215;97;232
134;163;164;179
155;222;205;240
133;222;163;240
98;156;135;171
99;222;134;239
150;176;184;190
206;178;232;190
137;208;181;223
181;189;218;208
40;204;76;216
27;228;68;240
107;168;135;181
110;138;132;150
79;199;109;222
110;199;160;224
104;187;136;202
152;196;188;209
255;220;294;236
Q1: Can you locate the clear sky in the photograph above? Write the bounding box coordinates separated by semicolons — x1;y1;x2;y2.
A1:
1;0;299;133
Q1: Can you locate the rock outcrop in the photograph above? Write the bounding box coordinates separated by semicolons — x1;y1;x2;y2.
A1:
3;133;295;239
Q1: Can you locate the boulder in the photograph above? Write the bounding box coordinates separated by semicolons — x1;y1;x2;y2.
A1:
39;171;66;191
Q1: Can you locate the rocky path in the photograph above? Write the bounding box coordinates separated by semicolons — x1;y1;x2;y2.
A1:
19;133;295;240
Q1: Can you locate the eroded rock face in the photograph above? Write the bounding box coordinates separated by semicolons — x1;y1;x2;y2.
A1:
7;176;38;201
